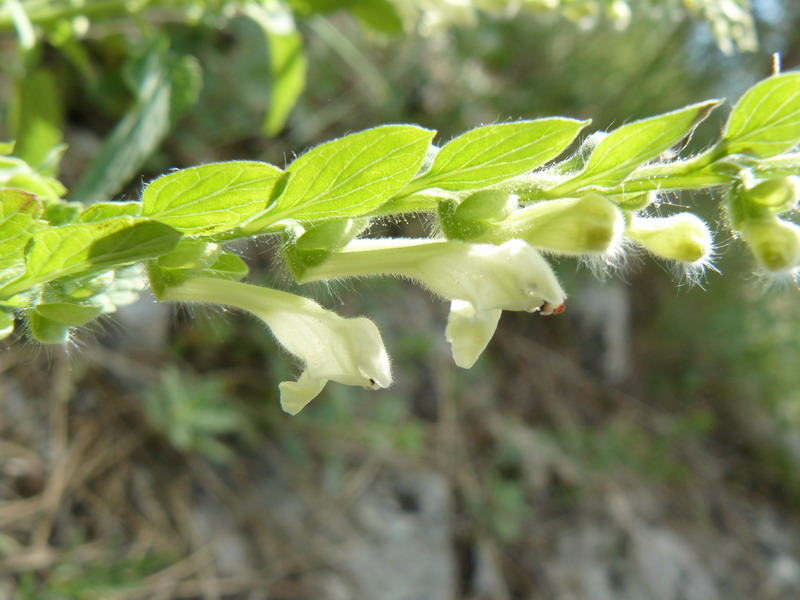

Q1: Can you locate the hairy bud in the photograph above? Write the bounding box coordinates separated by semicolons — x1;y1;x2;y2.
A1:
741;217;800;272
501;194;624;256
743;177;800;214
627;213;713;264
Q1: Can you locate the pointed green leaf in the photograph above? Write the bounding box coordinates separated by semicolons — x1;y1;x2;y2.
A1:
413;118;589;192
23;218;182;283
243;2;307;136
268;125;435;221
142;161;284;235
551;100;721;194
721;73;800;158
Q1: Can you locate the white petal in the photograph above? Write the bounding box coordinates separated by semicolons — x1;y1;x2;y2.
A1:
445;300;501;369
406;240;566;313
265;309;391;389
279;372;327;415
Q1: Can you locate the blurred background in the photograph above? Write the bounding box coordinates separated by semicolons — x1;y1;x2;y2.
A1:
2;0;800;598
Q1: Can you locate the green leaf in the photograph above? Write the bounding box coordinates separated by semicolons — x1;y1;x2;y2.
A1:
721;73;800;158
412;118;589;192
243;2;307;136
142;161;284;235
23;218;182;284
70;43;201;205
70;41;173;204
550;100;721;194
75;201;142;222
266;125;435;221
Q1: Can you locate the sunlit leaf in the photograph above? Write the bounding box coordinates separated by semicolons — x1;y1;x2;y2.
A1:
23;218;181;283
721;73;800;158
551;100;720;193
142;161;283;235
265;125;435;221
413;118;589;192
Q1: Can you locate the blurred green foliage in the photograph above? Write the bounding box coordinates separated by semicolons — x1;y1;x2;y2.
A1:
143;365;244;462
16;553;174;599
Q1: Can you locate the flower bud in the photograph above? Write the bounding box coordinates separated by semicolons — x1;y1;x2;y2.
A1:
742;177;800;214
626;213;713;264
284;218;371;279
439;190;517;241
502;194;623;256
741;217;800;272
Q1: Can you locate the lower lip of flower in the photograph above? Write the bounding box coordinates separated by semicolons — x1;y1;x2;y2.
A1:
538;300;566;315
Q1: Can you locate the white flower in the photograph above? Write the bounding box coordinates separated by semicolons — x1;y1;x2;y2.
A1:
302;238;566;368
159;277;391;415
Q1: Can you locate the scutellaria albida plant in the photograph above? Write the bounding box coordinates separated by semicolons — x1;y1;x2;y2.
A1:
1;73;799;413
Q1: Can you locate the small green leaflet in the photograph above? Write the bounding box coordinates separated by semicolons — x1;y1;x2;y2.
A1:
409;118;589;193
721;73;800;158
142;161;283;235
23;218;181;284
549;100;721;195
265;125;435;222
